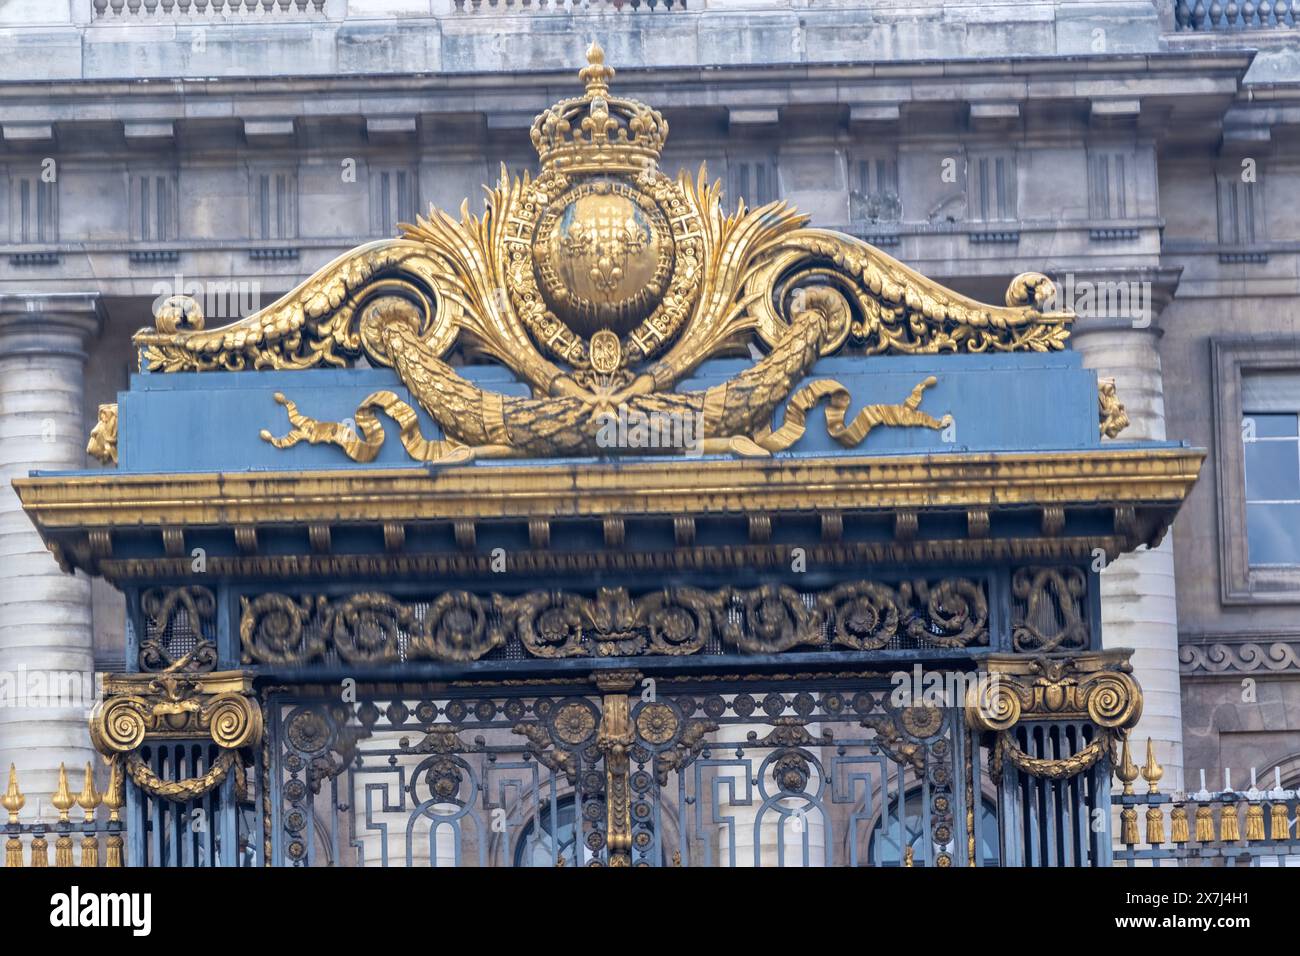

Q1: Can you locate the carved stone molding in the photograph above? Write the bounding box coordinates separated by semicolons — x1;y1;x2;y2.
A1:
1179;639;1300;676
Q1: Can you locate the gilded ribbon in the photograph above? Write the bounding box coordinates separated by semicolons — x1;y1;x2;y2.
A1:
260;389;463;463
756;375;951;453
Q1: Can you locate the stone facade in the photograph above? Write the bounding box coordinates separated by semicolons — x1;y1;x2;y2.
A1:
3;0;1300;804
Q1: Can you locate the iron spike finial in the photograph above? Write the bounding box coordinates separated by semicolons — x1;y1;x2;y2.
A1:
1116;734;1139;796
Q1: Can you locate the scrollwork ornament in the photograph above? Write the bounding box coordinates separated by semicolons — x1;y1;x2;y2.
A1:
498;591;588;658
639;588;717;656
906;578;988;648
965;676;1021;733
241;594;323;666
966;652;1143;779
820;581;900;650
721;584;821;654
88;672;263;801
1081;671;1142;729
90;696;150;754
414;591;503;662
1011;567;1088;652
203;693;263;750
139;585;218;673
325;592;412;664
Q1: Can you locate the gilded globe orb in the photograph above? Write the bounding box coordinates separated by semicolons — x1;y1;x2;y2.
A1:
532;179;674;338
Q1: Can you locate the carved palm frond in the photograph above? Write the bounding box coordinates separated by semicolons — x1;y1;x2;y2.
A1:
133;240;451;373
400;167;565;392
645;165;810;384
744;229;1072;356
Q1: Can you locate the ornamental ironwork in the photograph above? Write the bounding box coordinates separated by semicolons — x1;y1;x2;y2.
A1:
239;577;990;666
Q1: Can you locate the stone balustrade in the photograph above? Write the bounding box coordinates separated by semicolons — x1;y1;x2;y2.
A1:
1175;0;1300;29
91;0;326;17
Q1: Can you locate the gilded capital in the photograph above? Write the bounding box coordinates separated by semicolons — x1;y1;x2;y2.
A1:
965;651;1143;780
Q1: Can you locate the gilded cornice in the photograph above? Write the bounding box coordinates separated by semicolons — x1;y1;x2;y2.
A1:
18;447;1202;529
81;538;1134;585
16;446;1202;582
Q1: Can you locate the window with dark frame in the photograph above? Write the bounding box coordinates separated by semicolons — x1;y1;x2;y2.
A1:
1242;407;1300;567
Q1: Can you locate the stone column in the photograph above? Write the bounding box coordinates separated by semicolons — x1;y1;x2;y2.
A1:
1068;269;1185;791
0;293;102;804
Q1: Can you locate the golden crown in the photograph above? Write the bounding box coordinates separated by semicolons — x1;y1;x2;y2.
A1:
530;42;669;175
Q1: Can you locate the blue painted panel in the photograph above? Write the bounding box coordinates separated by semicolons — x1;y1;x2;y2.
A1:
119;366;528;472
112;350;1112;472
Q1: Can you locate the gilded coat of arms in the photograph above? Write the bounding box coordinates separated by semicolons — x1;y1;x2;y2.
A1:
116;43;1072;466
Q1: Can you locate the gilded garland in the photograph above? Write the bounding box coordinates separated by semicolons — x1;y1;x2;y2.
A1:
118;43;1073;467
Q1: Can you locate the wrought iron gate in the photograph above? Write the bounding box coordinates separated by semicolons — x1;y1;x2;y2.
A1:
266;673;974;867
95;571;1133;867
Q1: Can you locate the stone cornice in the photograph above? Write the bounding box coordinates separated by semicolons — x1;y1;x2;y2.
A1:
0;52;1252;132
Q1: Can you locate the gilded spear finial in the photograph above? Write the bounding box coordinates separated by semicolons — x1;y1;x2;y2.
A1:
1141;738;1163;795
102;756;124;823
51;763;75;823
1;764;24;823
1116;734;1139;796
580;40;614;97
76;763;101;817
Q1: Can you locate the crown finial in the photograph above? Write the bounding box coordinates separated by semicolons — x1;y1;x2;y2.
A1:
530;39;667;174
580;41;614;96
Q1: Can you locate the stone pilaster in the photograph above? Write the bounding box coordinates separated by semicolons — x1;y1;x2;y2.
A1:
1067;268;1185;791
0;293;102;803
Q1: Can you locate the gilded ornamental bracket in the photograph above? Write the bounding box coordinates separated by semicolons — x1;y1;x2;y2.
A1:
964;651;1143;780
1098;378;1129;439
89;671;263;803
